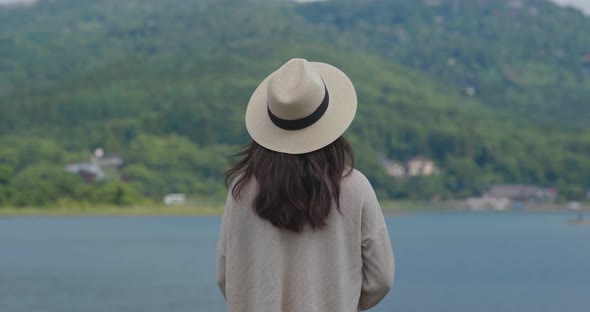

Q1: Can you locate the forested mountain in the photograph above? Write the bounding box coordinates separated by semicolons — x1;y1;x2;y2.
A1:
1;0;589;207
297;0;590;127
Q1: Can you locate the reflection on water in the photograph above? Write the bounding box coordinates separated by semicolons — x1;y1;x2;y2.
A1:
0;213;588;312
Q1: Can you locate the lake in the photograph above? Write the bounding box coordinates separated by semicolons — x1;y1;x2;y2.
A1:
0;213;588;312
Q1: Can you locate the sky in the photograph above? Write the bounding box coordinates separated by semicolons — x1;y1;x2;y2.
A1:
552;0;590;14
0;0;37;4
0;0;589;14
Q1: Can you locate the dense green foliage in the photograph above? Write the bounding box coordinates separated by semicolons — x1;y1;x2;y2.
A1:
298;0;590;126
0;0;589;207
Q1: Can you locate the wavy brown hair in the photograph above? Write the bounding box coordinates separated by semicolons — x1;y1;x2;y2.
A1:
225;137;355;232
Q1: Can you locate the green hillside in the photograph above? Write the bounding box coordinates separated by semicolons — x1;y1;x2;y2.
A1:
297;0;590;127
0;0;589;208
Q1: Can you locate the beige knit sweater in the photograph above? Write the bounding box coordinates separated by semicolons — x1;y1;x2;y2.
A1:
216;169;394;312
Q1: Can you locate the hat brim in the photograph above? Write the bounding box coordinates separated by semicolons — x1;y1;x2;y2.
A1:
245;62;357;154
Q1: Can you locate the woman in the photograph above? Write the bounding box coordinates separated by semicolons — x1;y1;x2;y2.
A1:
217;58;394;312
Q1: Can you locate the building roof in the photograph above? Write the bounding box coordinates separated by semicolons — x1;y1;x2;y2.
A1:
65;163;105;180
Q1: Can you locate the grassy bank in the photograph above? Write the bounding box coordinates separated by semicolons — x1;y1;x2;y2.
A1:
11;200;585;217
0;204;224;217
0;200;448;217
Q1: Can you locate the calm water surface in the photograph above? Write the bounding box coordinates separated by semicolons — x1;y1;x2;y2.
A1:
0;213;588;312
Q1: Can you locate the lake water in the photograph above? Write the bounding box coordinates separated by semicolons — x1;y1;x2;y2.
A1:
0;213;588;312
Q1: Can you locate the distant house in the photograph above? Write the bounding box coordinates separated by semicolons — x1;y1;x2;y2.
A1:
467;197;511;211
383;156;439;178
485;185;558;202
386;163;406;178
94;156;124;169
466;184;558;210
407;157;439;176
164;193;186;206
64;163;105;182
65;149;124;182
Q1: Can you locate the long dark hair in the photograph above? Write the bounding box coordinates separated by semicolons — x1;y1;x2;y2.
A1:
225;137;355;232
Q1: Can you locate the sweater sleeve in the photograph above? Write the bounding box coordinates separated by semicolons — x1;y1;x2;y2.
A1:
358;180;395;311
216;190;232;300
216;253;226;300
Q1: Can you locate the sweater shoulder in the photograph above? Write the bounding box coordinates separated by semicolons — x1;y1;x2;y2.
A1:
342;168;373;193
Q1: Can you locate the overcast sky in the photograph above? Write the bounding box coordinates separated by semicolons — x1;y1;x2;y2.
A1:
0;0;589;14
553;0;590;13
0;0;36;4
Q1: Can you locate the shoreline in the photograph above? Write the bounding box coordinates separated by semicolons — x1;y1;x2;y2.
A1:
0;205;224;217
1;203;588;217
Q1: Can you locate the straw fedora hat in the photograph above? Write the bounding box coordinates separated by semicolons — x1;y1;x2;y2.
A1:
245;58;357;154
